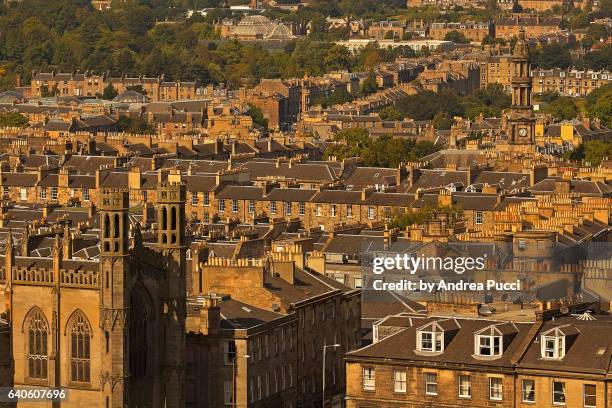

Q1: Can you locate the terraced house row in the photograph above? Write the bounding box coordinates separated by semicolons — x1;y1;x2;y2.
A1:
0;152;609;232
346;309;612;408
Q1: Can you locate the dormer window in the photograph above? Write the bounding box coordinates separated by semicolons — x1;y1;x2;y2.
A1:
542;335;565;359
419;330;443;352
477;335;501;356
415;320;459;354
474;323;517;358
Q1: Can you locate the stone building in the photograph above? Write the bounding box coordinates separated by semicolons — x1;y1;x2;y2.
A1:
345;310;612;408
479;54;514;91
429;21;493;42
0;185;187;407
531;69;612;97
366;21;406;39
187;245;361;408
215;15;296;41
30;71;106;98
495;15;562;40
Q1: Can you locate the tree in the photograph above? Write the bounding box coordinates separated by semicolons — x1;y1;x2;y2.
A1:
569;141;612;166
432;112;453;130
462;85;511;119
584;141;612;166
360;71;378;97
396;90;464;121
247;103;269;129
379;106;404;121
585;83;612;128
0;112;29;128
543;96;578;121
102;83;118;100
444;30;470;44
117;115;156;134
532;43;572;69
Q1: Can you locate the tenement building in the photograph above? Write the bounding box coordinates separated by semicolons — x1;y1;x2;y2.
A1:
345;310;612;407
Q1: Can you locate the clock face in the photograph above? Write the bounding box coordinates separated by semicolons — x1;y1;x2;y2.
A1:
518;128;528;137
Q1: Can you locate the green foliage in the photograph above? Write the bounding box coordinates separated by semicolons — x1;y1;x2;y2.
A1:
390;204;461;228
117;115;155;134
575;45;612;71
311;89;353;108
566;9;590;29
462;85;512;119
531;43;572;69
585;83;612;128
432;112;453;130
482;35;506;46
536;90;561;104
396;90;465;121
247;103;269;129
566;140;612;166
0;112;29;128
102;83;118;100
360;71;378;96
444;30;470;44
378;106;404;121
324;129;440;167
390;206;434;228
543;96;578;121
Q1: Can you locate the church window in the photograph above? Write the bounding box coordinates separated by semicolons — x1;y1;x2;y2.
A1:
70;313;91;382
27;309;48;379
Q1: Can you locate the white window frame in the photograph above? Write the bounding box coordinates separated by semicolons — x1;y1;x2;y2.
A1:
418;330;443;352
362;367;375;391
489;377;503;401
522;379;535;403
347;205;353;218
475;211;483;224
248;200;255;214
284;201;291;215
20;188;27;201
367;206;375;219
83;188;90;201
218;199;225;212
330;204;337;217
424;372;438;396
476;335;502;357
203;192;210;206
552;381;566;405
270;201;277;214
232;199;239;213
299;202;305;216
192;193;198;206
583;384;596;408
316;204;322;217
39;188;46;199
541;335;565;359
458;375;471;398
51;187;58;200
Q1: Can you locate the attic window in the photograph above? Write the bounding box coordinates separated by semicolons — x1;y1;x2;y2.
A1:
476;335;502;357
541;335;565;359
417;330;443;352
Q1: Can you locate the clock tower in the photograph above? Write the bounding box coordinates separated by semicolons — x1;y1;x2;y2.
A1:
508;28;535;148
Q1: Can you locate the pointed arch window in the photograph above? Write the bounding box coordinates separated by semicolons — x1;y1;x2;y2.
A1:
130;291;148;378
70;313;91;382
27;309;48;379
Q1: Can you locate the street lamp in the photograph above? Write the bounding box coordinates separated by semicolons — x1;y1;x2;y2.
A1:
322;343;341;408
232;354;250;407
